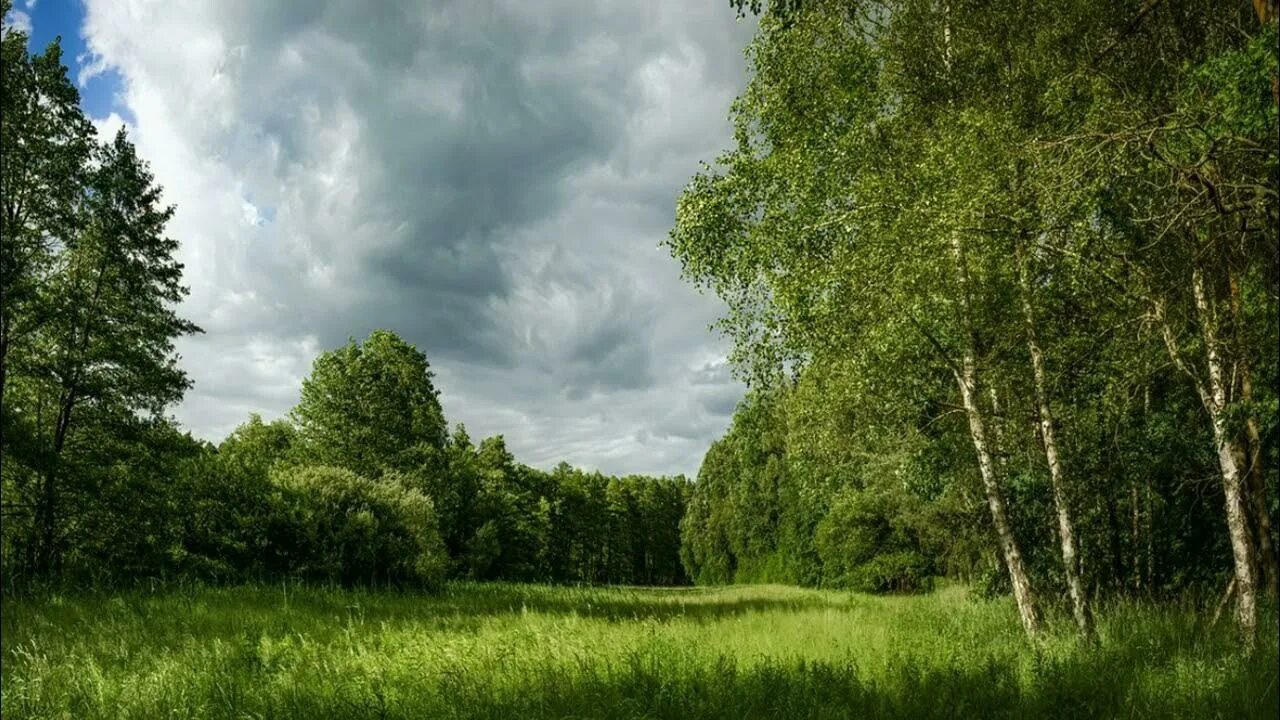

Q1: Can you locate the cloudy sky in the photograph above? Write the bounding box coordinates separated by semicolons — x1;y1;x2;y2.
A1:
8;0;754;476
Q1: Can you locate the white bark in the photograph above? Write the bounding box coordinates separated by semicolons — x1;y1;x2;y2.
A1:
952;233;1040;638
1018;255;1093;636
1155;270;1258;645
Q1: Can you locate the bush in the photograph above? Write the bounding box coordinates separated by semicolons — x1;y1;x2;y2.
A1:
271;466;447;589
169;451;277;582
816;487;933;593
845;551;932;593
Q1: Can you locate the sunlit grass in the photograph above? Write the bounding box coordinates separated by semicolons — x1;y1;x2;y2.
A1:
2;582;1275;719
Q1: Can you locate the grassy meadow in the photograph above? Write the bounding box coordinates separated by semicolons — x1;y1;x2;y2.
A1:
1;582;1276;719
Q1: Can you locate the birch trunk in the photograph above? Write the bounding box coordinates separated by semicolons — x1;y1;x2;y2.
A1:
1017;251;1094;637
1150;268;1258;646
1229;274;1278;598
1131;481;1141;591
952;233;1041;638
1191;269;1258;645
1208;411;1258;645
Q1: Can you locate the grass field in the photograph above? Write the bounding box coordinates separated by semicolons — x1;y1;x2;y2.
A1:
1;582;1276;719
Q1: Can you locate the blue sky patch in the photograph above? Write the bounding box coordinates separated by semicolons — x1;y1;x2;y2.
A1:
20;0;130;123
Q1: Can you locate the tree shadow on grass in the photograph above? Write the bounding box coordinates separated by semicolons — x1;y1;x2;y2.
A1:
241;643;1280;720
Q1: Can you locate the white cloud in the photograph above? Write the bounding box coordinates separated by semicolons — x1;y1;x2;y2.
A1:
4;9;32;35
90;111;131;140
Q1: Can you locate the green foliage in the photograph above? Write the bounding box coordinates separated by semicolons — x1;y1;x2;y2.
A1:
218;413;299;477
292;329;448;477
0;20;200;583
816;488;931;592
1;0;1275;679
3;321;693;590
669;0;1278;627
169;443;280;582
270;466;448;589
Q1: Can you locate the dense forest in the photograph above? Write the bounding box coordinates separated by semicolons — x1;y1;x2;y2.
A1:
2;0;1277;648
670;0;1278;646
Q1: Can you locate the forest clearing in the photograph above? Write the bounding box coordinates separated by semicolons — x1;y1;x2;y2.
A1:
3;1;1277;718
2;582;1276;719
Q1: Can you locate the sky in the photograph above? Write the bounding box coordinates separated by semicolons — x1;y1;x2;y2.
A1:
6;1;756;477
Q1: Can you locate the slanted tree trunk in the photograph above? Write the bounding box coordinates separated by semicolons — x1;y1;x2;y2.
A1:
1211;577;1237;627
1017;246;1094;637
1228;274;1278;598
952;233;1040;638
1154;268;1258;646
1193;269;1258;646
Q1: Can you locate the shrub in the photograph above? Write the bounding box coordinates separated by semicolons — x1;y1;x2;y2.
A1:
816;487;933;593
845;551;932;593
271;466;447;589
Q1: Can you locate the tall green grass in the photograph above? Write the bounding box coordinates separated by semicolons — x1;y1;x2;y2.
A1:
2;582;1275;719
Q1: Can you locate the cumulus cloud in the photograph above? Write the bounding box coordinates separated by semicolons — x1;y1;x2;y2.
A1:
4;8;32;35
79;0;754;475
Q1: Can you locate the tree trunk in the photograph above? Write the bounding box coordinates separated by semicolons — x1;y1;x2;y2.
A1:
1229;275;1278;598
32;390;74;578
1191;269;1258;646
986;386;1010;475
1243;420;1277;598
1211;576;1237;627
1211;428;1257;645
1150;268;1259;646
952;233;1040;638
1017;248;1094;637
1104;492;1124;590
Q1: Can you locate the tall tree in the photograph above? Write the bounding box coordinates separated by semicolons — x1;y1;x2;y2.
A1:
23;128;200;576
1016;237;1093;636
1042;1;1278;644
0;11;95;457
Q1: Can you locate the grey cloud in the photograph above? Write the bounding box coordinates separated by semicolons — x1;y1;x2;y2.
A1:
699;385;743;417
83;0;753;475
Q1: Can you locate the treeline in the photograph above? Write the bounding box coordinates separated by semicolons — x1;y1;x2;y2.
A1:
683;381;1247;596
0;14;688;591
3;328;690;590
670;0;1277;645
